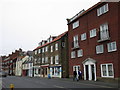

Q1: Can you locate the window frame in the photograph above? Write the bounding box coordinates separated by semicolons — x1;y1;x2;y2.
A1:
77;49;83;57
71;51;76;59
81;33;87;41
107;41;117;52
72;21;79;29
101;63;114;78
90;29;97;38
96;44;104;54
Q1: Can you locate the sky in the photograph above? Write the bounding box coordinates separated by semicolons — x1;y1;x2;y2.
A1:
0;0;100;56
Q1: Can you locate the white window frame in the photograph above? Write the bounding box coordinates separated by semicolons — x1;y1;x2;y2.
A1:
42;48;44;53
100;23;109;40
38;49;41;53
55;43;58;51
42;57;44;64
55;55;59;64
72;21;79;29
90;29;96;38
51;46;53;52
107;41;117;52
96;45;104;54
73;35;79;48
77;49;83;57
35;50;37;55
50;56;53;64
71;51;76;59
45;57;48;63
81;33;87;41
97;4;109;16
45;46;48;52
101;63;114;78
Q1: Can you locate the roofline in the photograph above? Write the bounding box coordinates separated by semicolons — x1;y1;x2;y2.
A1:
67;2;104;24
33;31;68;51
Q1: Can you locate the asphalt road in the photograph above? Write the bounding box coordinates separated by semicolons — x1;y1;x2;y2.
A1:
2;76;119;89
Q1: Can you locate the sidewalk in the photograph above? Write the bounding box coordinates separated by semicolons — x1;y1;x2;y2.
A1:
49;77;119;88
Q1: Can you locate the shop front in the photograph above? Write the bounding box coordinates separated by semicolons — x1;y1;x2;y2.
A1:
50;66;62;78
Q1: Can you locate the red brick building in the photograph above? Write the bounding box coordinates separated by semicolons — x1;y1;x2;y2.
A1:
67;2;120;81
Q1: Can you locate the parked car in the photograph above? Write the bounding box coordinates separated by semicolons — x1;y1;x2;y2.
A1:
0;71;7;77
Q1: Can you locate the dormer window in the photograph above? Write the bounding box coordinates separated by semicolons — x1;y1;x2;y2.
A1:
72;21;79;29
97;4;108;16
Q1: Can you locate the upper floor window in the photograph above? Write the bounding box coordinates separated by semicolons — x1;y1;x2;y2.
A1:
90;29;96;38
72;21;79;29
77;49;83;57
42;57;44;64
35;50;37;55
45;57;48;63
55;43;58;51
42;48;44;53
51;46;53;52
50;56;53;64
38;49;41;53
96;44;104;54
71;51;76;59
81;33;87;41
73;35;79;48
97;4;108;16
107;41;117;52
55;55;59;64
98;23;109;42
45;46;48;52
101;63;114;78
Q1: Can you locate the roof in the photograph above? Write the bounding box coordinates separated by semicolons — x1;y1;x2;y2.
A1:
67;2;104;24
34;31;68;50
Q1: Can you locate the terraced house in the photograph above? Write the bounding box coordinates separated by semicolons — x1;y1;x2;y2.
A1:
33;31;68;78
67;2;120;82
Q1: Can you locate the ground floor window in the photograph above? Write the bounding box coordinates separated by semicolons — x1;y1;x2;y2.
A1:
50;67;61;77
73;65;80;71
101;63;114;78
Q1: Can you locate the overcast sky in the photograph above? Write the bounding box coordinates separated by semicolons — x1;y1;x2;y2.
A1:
0;0;100;56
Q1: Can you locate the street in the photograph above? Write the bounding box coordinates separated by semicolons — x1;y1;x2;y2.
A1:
1;76;119;89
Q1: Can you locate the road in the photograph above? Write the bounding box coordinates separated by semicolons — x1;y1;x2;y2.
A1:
2;76;119;89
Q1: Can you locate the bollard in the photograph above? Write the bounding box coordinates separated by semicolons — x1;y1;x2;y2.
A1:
10;84;14;90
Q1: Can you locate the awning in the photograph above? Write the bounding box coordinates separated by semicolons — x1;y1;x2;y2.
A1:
41;64;49;68
49;66;61;68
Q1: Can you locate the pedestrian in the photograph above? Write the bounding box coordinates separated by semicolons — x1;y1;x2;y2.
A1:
78;69;82;80
73;69;78;81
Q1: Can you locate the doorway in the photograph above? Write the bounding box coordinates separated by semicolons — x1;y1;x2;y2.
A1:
82;58;96;81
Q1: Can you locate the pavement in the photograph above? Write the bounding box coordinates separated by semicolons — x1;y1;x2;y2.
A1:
1;76;120;89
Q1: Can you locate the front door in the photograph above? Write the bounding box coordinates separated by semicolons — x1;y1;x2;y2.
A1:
83;58;96;81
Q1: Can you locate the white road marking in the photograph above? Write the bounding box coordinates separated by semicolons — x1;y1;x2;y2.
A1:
53;85;64;88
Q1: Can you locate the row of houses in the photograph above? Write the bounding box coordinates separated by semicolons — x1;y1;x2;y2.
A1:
1;2;120;82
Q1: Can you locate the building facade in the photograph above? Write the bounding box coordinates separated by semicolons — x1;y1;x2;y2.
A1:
33;31;69;78
67;2;120;82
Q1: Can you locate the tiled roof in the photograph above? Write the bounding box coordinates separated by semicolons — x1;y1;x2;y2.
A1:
34;31;68;50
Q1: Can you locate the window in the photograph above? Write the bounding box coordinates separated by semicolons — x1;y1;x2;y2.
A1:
73;35;79;48
99;23;109;41
77;49;83;57
101;63;114;77
35;50;37;55
55;43;58;50
42;57;44;63
97;4;108;16
90;29;96;38
34;59;37;64
51;46;53;52
50;56;53;64
71;51;76;58
73;65;80;71
107;41;117;52
72;21;79;29
55;55;59;64
81;33;86;41
96;45;104;54
42;48;44;53
38;49;41;53
45;57;48;63
45;46;48;52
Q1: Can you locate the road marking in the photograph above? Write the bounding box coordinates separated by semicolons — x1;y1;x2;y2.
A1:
53;85;64;88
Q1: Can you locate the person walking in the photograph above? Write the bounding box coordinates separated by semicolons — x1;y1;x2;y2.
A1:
73;69;78;81
78;69;82;80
